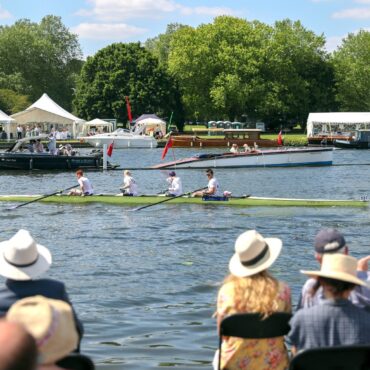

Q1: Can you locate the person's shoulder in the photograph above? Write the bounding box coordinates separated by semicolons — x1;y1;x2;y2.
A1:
32;278;66;290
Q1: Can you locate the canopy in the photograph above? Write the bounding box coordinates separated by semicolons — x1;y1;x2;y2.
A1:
11;93;85;138
307;112;370;137
79;118;114;136
133;114;166;135
0;109;15;141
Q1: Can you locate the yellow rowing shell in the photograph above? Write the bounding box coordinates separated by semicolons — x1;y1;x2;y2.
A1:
0;195;367;207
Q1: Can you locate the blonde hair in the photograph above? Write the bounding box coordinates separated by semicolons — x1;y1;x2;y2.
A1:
223;271;280;318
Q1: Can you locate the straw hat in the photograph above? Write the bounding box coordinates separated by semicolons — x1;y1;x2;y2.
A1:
301;253;366;286
0;229;51;281
6;295;78;365
229;230;282;277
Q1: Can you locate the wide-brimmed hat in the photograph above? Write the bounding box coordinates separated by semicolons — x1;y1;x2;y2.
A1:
301;253;366;286
6;295;78;365
229;230;282;277
0;229;52;280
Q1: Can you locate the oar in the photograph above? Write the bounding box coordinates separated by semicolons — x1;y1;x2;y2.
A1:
132;187;208;212
7;185;78;210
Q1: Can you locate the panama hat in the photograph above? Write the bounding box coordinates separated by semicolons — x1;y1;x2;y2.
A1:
301;253;366;286
0;229;52;280
6;296;78;365
229;230;282;277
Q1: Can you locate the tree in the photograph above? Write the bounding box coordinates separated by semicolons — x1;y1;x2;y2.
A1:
0;16;83;110
73;43;184;129
332;30;370;111
0;89;30;114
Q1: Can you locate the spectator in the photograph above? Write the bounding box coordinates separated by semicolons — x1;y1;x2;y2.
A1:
214;230;291;370
0;320;37;370
16;125;23;140
6;295;78;367
288;253;370;354
0;229;84;346
297;228;370;309
229;143;239;153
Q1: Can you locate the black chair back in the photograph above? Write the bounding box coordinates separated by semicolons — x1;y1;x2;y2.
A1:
289;345;370;370
56;353;95;370
218;312;291;370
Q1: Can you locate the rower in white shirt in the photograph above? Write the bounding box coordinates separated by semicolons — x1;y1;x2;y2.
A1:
121;170;138;196
193;168;221;197
166;171;183;196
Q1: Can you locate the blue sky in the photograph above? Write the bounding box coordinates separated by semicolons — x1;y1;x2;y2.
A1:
0;0;369;56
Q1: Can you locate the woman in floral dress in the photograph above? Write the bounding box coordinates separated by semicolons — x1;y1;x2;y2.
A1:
215;230;291;370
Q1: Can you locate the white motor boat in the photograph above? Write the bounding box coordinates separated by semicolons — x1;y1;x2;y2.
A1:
152;147;333;169
80;128;157;148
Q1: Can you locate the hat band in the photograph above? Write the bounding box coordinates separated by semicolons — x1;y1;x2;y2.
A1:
36;306;59;348
241;244;269;267
3;253;39;268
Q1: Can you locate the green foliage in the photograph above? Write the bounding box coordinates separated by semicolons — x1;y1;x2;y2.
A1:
0;15;82;110
73;42;184;129
332;30;370;111
0;89;30;114
167;16;334;129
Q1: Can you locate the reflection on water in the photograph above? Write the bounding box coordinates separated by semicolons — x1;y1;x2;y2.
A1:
0;148;370;369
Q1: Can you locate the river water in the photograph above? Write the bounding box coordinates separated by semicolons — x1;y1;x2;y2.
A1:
0;147;370;369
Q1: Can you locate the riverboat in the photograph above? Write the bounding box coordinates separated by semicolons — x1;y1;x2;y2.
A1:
308;133;352;146
0;194;366;207
170;129;277;148
334;130;370;149
0;135;116;170
152;147;333;169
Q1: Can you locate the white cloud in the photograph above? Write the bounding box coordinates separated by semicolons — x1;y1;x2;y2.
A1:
76;0;235;21
0;5;11;19
71;22;147;40
333;7;370;18
325;35;344;51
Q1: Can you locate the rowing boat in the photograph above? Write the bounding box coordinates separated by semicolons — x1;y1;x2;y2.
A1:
0;195;366;207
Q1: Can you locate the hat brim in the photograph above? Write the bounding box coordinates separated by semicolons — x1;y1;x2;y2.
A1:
229;238;282;278
301;270;366;286
0;242;52;281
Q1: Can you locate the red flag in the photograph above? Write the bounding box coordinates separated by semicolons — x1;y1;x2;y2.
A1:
277;130;283;146
161;136;173;160
125;96;132;123
107;141;114;157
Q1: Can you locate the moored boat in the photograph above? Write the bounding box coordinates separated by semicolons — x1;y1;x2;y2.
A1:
171;129;277;148
152;147;333;169
0;135;117;170
334;130;370;149
0;194;366;207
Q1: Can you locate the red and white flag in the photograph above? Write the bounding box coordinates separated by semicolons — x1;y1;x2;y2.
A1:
125;96;132;123
107;141;114;157
277;130;283;146
161;136;173;160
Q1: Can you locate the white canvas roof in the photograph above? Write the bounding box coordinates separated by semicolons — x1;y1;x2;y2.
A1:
84;118;113;127
11;93;84;124
307;112;370;137
0;109;15;123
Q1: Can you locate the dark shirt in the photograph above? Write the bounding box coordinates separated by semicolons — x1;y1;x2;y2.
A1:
0;278;84;343
288;299;370;351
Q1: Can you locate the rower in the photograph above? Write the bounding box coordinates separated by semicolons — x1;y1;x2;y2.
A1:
120;170;138;196
165;171;182;197
68;169;94;196
193;168;221;198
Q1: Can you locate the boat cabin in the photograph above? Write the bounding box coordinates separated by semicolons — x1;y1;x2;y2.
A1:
223;129;262;140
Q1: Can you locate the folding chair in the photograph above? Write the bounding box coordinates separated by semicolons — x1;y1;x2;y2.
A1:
289;345;370;370
218;312;292;370
56;353;95;370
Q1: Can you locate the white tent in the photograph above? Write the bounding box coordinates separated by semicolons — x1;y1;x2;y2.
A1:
134;114;166;135
79;118;114;136
307;112;370;137
11;93;85;138
0;109;15;141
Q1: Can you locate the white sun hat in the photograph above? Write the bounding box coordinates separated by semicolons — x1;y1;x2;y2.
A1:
0;229;52;280
301;253;366;286
6;295;78;364
229;230;282;277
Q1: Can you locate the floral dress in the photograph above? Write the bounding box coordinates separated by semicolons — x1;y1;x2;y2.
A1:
217;281;291;370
